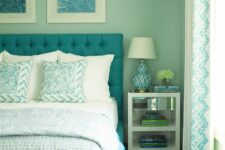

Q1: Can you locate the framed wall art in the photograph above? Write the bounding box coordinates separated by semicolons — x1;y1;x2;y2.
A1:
0;0;36;23
47;0;105;23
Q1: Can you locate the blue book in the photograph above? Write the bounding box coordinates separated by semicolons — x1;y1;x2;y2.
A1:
140;135;167;143
143;112;166;120
140;144;167;148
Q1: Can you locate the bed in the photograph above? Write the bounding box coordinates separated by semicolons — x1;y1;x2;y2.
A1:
0;34;124;150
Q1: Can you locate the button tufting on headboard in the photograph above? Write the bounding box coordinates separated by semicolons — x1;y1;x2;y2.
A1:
85;42;90;47
72;42;76;47
43;41;48;47
99;42;105;47
16;42;20;47
58;42;62;47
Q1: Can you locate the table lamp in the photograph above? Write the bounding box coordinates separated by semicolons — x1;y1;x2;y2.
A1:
128;37;156;92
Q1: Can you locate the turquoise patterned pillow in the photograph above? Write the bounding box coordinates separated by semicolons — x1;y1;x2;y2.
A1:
0;61;33;103
41;60;87;103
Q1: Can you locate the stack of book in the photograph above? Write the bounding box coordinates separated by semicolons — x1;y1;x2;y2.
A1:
140;135;168;148
141;112;168;126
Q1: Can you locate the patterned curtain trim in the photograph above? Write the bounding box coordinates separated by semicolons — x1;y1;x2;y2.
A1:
191;0;210;149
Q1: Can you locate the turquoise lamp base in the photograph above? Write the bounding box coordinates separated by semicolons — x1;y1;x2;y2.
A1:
132;59;151;93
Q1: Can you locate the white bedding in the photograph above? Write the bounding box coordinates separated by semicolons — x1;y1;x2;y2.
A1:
0;98;118;129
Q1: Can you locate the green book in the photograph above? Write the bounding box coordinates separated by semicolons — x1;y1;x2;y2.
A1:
140;143;167;146
141;120;168;126
142;119;167;123
140;143;167;148
141;123;168;127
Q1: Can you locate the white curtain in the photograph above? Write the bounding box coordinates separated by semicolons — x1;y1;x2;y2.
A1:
184;0;211;149
211;0;225;148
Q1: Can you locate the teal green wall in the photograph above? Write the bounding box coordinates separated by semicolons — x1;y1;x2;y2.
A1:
0;0;184;141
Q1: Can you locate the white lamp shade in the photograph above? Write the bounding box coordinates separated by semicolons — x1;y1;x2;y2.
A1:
128;37;156;59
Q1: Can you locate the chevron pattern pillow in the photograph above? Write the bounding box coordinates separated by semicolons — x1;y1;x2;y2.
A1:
0;61;33;103
41;60;87;103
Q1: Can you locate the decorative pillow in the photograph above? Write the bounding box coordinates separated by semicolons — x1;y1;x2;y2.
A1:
41;60;87;103
0;61;33;103
58;51;114;101
3;51;58;100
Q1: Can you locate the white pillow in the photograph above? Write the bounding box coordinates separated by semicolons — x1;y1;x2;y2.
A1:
0;52;2;63
58;51;114;100
0;50;6;63
3;51;58;100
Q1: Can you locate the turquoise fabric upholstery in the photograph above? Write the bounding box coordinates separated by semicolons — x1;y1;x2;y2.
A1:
0;34;124;142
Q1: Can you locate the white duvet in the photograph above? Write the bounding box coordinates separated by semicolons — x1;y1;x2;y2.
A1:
0;98;118;129
0;107;124;150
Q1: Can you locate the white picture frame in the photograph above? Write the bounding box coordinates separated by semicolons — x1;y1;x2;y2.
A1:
0;0;36;23
47;0;105;23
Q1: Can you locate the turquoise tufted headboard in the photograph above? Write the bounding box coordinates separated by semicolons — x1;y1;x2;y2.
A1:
0;34;124;141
